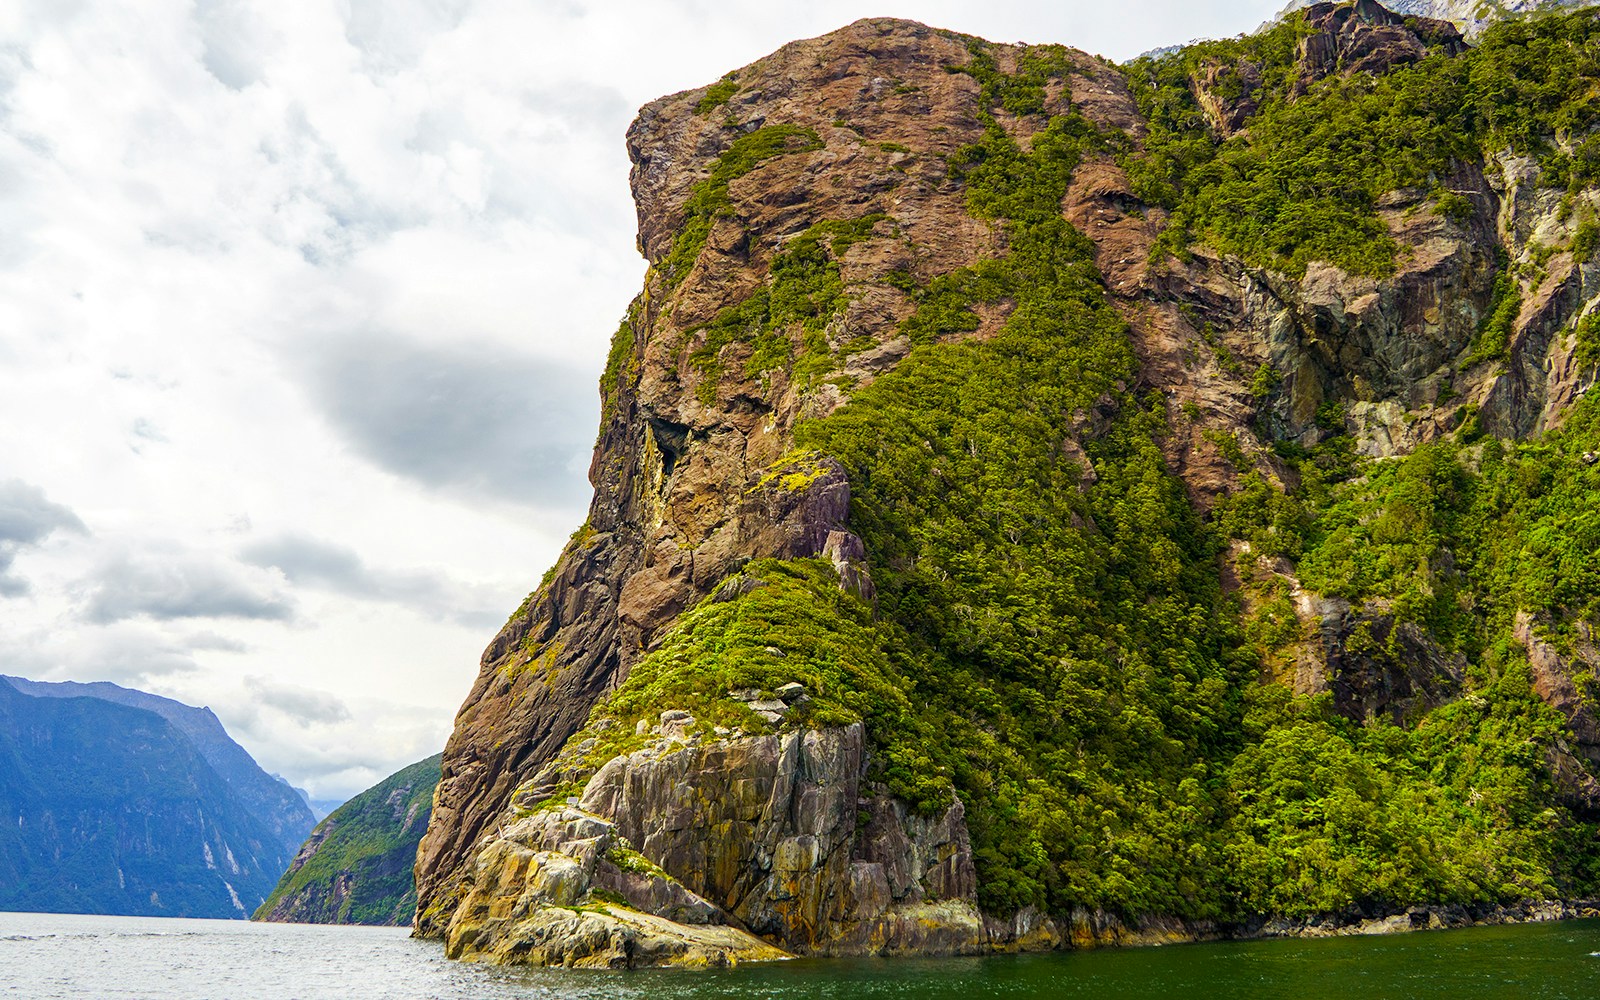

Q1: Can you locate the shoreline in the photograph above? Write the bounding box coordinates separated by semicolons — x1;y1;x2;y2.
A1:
1057;898;1600;952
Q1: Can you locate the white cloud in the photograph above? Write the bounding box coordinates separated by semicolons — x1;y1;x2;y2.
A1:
0;0;1282;798
0;479;85;596
81;544;296;624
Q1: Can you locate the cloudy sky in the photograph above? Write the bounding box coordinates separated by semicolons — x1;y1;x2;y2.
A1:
0;0;1281;802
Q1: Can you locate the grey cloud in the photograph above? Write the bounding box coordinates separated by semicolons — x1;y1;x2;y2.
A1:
0;624;203;686
343;0;476;75
83;547;295;624
301;333;596;514
241;532;501;626
242;676;352;727
0;480;87;597
193;0;273;90
185;630;251;654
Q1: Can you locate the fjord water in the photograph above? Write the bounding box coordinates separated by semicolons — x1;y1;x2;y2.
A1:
1;912;1596;999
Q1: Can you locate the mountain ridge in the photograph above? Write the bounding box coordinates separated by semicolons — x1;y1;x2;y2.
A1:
254;754;440;926
0;681;292;918
3;675;316;855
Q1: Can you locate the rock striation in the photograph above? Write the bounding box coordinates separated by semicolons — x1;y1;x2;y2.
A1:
418;4;1600;966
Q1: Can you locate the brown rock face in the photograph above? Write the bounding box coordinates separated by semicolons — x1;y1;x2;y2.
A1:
420;7;1600;959
443;724;1011;963
1297;0;1465;90
415;17;1035;936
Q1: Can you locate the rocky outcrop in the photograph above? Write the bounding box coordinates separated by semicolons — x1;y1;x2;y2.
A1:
1295;0;1465;90
415;16;1081;936
446;722;1011;964
419;6;1600;966
1278;0;1600;39
443;805;785;967
1192;2;1462;136
1316;602;1466;723
406;17;1017;921
1515;612;1600;813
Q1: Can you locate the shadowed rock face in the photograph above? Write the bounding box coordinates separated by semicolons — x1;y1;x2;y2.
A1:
1278;0;1599;39
413;17;1031;936
418;8;1600;963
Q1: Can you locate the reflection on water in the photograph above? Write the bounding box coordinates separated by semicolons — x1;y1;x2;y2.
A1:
0;911;1596;1000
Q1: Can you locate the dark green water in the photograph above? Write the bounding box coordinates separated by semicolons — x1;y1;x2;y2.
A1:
552;920;1600;1000
2;912;1596;998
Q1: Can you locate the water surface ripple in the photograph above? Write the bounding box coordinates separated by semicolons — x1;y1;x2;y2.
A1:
1;911;1596;999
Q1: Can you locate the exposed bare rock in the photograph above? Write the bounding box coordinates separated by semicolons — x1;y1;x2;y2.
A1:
1296;0;1464;92
443;807;786;967
448;724;1034;964
1517;612;1600;764
1278;0;1599;40
416;16;1106;937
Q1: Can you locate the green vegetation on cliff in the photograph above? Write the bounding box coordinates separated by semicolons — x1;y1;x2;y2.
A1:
1210;392;1600;913
796;39;1249;918
687;214;886;401
661;124;823;286
254;755;441;926
545;6;1600;931
1123;8;1600;277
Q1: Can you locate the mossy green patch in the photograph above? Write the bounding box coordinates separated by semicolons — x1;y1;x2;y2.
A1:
662;125;824;286
696;75;740;115
686;214;886;402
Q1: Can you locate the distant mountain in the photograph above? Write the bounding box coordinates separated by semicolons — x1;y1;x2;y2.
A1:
286;784;348;823
3;676;315;855
0;681;291;918
1275;0;1599;36
255;754;440;926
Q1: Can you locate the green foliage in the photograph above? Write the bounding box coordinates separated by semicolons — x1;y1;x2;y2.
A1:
1224;678;1568;916
1123;8;1600;278
568;559;955;814
1250;364;1283;401
1472;265;1523;364
1573;218;1600;260
1574;313;1600;369
661;125;824;286
1290;395;1600;646
545;11;1600;929
254;755;442;926
687;214;885;401
695;75;740;115
599;304;640;424
1210;390;1600;910
793;41;1253;918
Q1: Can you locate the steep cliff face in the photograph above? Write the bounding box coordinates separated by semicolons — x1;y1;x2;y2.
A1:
1278;0;1600;37
419;4;1600;966
414;19;1027;933
255;754;440;926
0;682;289;918
4;676;316;856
